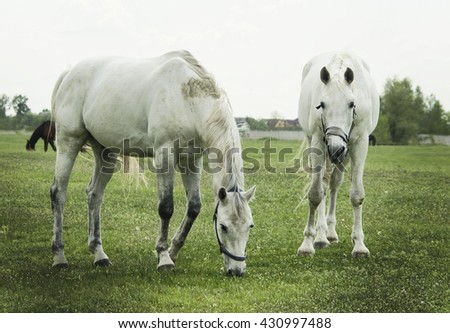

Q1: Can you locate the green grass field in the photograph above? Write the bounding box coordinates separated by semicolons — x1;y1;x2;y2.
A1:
1;132;449;313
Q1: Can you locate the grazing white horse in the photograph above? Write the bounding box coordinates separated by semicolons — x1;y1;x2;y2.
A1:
50;50;255;276
297;52;379;258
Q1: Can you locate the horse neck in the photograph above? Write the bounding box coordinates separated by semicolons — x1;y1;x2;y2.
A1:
213;141;244;194
205;99;244;194
28;125;43;148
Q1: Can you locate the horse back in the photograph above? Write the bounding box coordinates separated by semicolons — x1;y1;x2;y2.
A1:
53;51;221;151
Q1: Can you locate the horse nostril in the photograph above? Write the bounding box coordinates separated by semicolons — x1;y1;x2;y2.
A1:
328;145;346;163
236;270;246;277
336;146;345;157
227;268;245;277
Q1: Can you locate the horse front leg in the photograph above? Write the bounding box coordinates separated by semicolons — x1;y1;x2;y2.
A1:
169;155;202;263
349;139;370;258
298;137;326;256
325;161;347;243
154;145;176;270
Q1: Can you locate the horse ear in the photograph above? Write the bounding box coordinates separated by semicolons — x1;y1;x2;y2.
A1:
218;187;227;201
243;185;256;202
344;67;354;84
320;67;330;84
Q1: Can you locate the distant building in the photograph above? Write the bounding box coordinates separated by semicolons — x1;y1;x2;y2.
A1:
266;118;300;130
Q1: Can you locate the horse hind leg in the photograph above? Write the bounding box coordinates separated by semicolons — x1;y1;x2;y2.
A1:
86;142;117;266
51;135;87;268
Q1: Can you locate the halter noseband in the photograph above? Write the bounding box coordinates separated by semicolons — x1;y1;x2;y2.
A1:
317;104;356;146
212;186;247;262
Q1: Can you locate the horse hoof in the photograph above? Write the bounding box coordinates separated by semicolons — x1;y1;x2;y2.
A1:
157;251;175;270
157;263;175;271
95;258;112;267
327;236;339;244
352;251;370;259
52;262;68;269
314;241;330;249
297;251;314;257
297;248;314;257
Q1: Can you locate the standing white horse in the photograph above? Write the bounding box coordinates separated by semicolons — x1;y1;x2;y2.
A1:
297;52;379;258
50;50;255;276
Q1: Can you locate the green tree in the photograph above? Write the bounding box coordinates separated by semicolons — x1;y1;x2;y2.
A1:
0;94;9;118
372;112;392;144
246;116;268;130
380;78;423;144
420;95;450;135
12;95;31;117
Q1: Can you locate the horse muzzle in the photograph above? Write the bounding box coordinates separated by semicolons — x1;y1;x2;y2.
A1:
324;128;349;164
327;141;347;164
324;134;348;164
227;268;246;277
225;259;246;277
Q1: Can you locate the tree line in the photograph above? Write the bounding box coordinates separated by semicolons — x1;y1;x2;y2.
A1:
0;94;51;130
1;77;449;144
245;77;449;144
374;78;450;144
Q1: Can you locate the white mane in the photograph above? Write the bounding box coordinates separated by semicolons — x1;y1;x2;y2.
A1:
177;50;247;213
204;95;246;215
206;99;244;181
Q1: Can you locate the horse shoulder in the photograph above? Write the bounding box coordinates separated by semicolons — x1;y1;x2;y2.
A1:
155;54;221;100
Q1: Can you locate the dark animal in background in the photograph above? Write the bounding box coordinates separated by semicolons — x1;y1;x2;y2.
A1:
369;134;376;146
26;120;56;152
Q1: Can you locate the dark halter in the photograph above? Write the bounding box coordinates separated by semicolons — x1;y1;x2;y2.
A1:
212;185;247;262
317;104;357;146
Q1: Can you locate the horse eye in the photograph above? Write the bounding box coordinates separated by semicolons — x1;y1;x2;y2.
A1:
250;224;254;229
316;102;325;110
220;224;228;233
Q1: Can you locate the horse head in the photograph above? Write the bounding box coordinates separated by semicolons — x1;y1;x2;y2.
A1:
26;140;35;151
214;186;256;277
316;66;356;164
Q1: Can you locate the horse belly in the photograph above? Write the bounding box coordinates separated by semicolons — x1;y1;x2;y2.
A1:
82;91;198;157
83;105;154;155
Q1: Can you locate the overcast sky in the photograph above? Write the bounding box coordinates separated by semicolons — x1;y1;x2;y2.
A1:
1;0;449;119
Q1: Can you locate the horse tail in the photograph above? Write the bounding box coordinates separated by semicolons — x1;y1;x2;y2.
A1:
295;138;312;208
77;146;148;190
51;69;70;117
120;156;148;189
